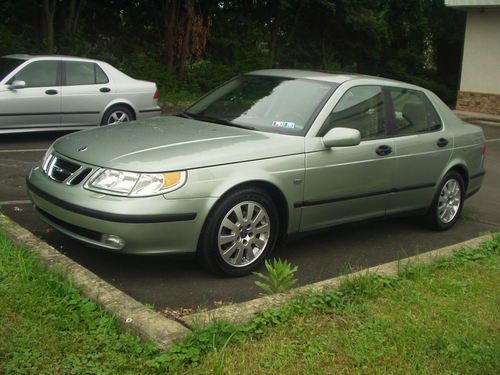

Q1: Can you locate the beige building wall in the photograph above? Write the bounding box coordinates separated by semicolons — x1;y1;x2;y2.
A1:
456;8;500;114
460;9;500;94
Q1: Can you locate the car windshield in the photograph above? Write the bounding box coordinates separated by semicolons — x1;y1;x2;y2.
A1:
0;57;24;82
184;75;337;135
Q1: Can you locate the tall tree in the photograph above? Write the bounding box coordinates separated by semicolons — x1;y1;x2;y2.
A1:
42;0;57;52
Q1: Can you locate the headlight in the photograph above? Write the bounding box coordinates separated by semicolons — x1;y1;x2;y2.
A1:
86;169;186;197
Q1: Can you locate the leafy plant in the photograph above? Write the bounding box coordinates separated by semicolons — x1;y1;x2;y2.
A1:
254;258;298;295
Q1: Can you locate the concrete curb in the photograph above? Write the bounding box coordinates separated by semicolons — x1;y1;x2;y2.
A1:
0;214;190;350
181;233;495;328
454;110;500;127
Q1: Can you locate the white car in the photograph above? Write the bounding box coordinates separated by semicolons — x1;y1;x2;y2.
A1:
0;54;161;133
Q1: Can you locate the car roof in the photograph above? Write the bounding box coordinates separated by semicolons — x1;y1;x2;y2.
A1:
248;69;405;86
3;54;104;64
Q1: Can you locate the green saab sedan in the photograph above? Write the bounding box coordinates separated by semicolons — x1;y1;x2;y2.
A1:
27;70;486;276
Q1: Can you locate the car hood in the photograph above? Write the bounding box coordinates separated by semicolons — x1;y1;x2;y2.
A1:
53;116;305;172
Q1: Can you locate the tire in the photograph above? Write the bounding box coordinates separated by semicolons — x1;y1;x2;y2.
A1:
101;105;134;126
198;188;279;276
425;171;465;231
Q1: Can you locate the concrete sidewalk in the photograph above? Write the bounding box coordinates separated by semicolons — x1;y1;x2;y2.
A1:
454;110;500;126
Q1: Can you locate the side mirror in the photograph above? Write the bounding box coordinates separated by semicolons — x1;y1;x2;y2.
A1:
322;127;361;148
9;80;26;90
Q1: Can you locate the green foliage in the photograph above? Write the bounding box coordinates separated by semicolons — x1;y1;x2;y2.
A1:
145;321;247;371
254;258;299;294
0;233;160;374
0;0;465;104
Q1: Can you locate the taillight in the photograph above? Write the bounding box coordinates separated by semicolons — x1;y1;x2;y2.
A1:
153;89;159;100
481;143;487;155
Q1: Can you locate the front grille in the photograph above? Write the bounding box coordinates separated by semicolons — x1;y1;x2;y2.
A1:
43;154;92;185
68;168;92;185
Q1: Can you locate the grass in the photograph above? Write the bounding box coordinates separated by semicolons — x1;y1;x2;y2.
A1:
191;235;500;374
0;232;162;374
0;228;498;374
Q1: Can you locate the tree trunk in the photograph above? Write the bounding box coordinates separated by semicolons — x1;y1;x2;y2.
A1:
178;0;195;77
42;0;56;53
62;0;85;33
270;15;280;65
163;0;178;71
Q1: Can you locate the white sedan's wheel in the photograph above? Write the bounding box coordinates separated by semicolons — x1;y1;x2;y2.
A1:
101;106;134;126
107;110;130;124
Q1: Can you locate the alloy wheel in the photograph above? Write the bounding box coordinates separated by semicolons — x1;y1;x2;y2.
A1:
217;201;271;268
438;178;461;224
107;110;130;124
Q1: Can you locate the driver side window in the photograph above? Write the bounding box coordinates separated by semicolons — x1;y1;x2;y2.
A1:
10;60;59;88
320;85;385;139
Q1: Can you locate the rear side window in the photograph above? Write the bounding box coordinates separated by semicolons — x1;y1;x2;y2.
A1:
320;85;386;139
65;61;109;85
390;88;441;135
95;64;108;84
11;60;58;87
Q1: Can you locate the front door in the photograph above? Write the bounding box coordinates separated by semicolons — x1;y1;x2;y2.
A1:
0;60;61;130
300;85;395;231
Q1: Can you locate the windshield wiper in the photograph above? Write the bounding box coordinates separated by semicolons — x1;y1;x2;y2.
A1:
189;114;257;130
175;112;194;119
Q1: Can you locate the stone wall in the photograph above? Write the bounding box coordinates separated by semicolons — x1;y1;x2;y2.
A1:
456;91;500;115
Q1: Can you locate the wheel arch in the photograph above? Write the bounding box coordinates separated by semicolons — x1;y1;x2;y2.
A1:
445;163;469;191
198;180;290;249
101;100;137;123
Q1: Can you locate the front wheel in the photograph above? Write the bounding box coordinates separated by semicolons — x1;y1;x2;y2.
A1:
425;171;465;231
198;188;279;276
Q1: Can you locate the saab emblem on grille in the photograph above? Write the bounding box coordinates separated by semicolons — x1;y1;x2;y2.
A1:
78;146;88;152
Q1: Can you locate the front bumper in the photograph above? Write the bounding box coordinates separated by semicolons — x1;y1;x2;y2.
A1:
27;165;216;254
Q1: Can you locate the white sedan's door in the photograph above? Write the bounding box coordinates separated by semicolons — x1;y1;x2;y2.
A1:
0;60;61;130
60;61;114;127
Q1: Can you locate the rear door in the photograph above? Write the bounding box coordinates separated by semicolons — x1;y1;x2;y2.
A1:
386;86;452;214
0;59;61;130
61;60;113;127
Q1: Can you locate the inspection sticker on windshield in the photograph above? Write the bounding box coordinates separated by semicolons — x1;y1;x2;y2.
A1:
272;121;295;129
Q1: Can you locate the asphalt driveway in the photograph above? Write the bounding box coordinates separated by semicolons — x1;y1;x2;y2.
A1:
1;123;499;310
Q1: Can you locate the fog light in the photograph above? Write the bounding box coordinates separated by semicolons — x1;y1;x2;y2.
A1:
101;234;125;249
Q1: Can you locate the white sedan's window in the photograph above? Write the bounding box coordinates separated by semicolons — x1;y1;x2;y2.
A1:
12;60;58;88
65;61;96;85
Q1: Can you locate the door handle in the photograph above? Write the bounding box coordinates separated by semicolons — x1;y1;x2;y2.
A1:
45;89;58;95
375;145;392;156
436;138;449;147
99;87;111;93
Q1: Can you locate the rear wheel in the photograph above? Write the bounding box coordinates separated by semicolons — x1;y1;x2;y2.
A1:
101;105;134;125
198;188;279;276
425;171;465;231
